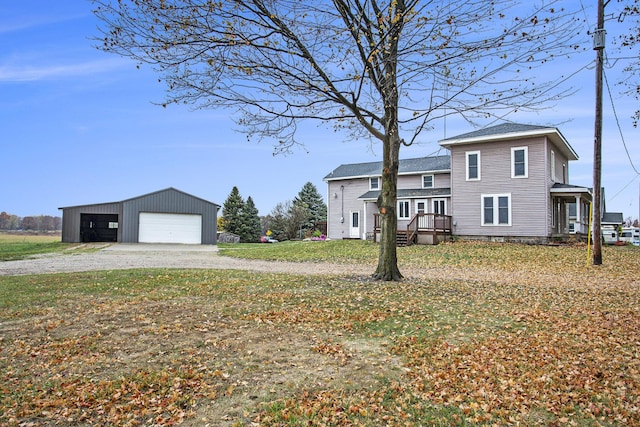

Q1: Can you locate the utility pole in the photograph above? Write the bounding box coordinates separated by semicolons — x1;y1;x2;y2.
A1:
592;0;607;265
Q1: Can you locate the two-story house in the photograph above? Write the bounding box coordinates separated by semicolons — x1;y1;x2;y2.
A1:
324;123;593;244
324;155;452;244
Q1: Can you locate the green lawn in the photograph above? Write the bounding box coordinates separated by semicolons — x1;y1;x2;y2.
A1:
1;240;639;426
0;233;71;261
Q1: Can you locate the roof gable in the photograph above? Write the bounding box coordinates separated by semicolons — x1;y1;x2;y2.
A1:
121;187;220;207
439;122;578;161
324;155;450;180
59;187;220;210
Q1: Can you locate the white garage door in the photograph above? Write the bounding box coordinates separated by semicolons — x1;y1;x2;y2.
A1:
138;213;202;244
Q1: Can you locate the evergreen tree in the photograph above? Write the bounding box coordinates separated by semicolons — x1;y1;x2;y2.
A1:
240;196;262;243
222;186;245;237
265;201;291;242
292;182;327;236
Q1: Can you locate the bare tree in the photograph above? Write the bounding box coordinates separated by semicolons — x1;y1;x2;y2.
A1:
614;0;640;125
93;0;584;280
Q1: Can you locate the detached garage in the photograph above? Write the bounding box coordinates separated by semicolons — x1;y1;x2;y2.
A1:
60;188;220;245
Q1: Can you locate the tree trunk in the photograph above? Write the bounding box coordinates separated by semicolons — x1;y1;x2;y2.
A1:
373;135;403;281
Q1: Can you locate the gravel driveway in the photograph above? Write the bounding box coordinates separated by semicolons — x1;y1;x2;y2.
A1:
0;243;373;277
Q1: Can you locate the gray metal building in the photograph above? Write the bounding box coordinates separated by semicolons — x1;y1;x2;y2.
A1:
59;188;220;245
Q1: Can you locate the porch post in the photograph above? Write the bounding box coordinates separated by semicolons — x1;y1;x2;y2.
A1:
575;195;582;233
362;201;367;240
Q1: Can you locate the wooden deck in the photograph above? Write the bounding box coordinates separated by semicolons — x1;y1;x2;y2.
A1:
373;213;453;246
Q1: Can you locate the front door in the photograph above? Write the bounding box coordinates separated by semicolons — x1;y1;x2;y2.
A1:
415;200;428;228
350;211;360;238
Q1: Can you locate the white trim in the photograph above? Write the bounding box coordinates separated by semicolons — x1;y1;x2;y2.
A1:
511;146;528;178
349;210;360;238
362;201;367;240
369;176;380;190
397;200;411;219
422;174;434;188
481;194;511;226
433;198;447;215
466;151;481;181
551;150;556;182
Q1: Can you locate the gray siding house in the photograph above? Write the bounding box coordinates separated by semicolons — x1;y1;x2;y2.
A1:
60;187;220;245
324;155;451;243
440;123;591;241
324;123;592;244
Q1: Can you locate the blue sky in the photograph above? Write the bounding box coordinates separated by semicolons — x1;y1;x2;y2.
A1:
1;1;639;221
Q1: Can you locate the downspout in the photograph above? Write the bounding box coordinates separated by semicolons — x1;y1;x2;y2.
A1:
340;185;344;224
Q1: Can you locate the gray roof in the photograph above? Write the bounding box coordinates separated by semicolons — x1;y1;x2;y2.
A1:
602;212;624;225
551;183;592;192
439;122;578;161
324;155;450;180
359;188;451;200
59;187;220;210
440;123;552;141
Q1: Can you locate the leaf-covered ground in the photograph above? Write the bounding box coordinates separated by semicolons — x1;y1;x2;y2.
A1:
1;242;639;426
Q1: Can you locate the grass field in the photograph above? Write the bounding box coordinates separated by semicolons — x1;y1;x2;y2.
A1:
0;232;70;261
1;240;639;426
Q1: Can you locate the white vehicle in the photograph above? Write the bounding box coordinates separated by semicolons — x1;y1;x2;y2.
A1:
601;226;618;245
619;227;640;246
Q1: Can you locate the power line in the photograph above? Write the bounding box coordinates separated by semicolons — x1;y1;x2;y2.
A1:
608;175;639;201
603;68;640;176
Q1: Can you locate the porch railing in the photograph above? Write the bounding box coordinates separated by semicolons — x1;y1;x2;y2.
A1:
373;213;453;245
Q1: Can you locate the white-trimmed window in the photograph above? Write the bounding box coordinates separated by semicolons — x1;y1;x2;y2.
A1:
422;174;434;188
466;151;481;181
433;199;447;215
482;194;511;226
511;147;528;178
398;200;410;219
550;150;556;181
369;177;380;190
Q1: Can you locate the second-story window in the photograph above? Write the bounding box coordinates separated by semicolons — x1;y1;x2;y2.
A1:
422;174;434;188
370;177;380;190
466;151;480;181
511;147;528;178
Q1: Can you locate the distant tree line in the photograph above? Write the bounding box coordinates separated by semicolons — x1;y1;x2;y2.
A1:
0;212;62;231
219;182;327;243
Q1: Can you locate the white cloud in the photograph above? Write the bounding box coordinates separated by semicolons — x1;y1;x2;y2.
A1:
0;58;127;82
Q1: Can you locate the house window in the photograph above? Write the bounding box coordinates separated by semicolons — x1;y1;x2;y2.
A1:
511;147;528;178
369;177;380;190
466;151;480;181
482;194;511;226
422;174;434;188
398;200;410;219
551;150;556;181
433;199;446;215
